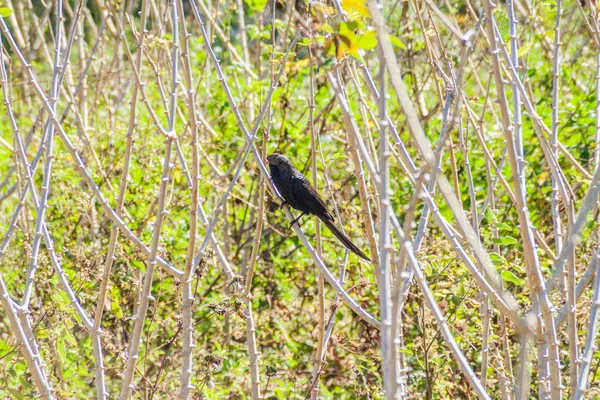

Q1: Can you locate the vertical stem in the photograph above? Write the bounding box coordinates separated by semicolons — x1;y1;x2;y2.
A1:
516;334;531;400
0;32;55;400
574;257;600;399
119;1;179;397
550;0;565;284
23;0;64;308
375;37;396;398
177;0;200;396
92;2;148;399
309;38;325;400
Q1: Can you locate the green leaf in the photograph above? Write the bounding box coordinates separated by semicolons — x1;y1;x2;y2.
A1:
321;23;334;34
57;337;67;362
587;219;597;230
339;22;360;58
132;260;146;271
36;329;49;339
517;41;533;57
19;375;32;391
485;208;496;224
493;236;518;245
7;389;24;400
345;20;361;31
63;330;77;347
244;0;268;12
511;262;526;274
299;38;314;47
389;35;406;50
501;270;524;286
0;7;12;17
53;291;71;312
357;31;378;50
497;222;513;232
489;252;507;264
111;298;124;319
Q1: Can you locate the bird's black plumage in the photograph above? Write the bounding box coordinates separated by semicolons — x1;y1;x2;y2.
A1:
267;153;371;261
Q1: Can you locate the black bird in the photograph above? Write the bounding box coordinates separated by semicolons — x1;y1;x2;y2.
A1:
266;153;371;261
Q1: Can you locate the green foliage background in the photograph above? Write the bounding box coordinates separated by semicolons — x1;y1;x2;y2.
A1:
0;0;600;398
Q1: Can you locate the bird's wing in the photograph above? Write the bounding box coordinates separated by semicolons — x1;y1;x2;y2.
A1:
291;174;333;220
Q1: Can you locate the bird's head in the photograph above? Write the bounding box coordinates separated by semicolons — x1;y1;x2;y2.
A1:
266;154;293;174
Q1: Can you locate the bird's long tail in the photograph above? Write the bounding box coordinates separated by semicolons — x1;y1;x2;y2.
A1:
321;218;371;261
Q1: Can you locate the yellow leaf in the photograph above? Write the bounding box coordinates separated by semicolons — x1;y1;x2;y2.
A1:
342;0;369;17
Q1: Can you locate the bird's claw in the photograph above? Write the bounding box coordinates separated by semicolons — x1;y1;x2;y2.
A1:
288;212;305;229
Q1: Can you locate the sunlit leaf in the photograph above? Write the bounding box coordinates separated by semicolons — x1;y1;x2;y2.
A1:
357;31;378;50
36;329;49;339
489;252;507;264
493;236;518;245
339;22;358;44
244;0;268;12
111;299;124;319
389;34;407;50
517;41;533;57
341;0;369;17
501;270;524;286
497;222;513;232
299;37;314;47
